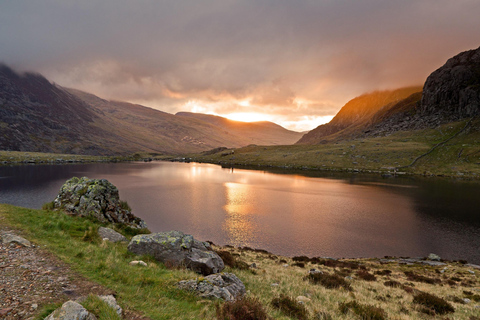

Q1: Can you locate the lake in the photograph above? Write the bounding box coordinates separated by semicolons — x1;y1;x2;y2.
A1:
1;161;480;263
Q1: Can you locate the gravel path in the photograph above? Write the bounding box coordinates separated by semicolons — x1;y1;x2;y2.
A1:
0;227;148;320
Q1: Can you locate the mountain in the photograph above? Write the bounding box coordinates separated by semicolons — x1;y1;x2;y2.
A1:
0;65;301;155
297;45;480;145
296;86;422;144
176;112;302;146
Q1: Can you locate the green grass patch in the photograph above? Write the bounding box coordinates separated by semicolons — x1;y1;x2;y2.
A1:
0;204;212;319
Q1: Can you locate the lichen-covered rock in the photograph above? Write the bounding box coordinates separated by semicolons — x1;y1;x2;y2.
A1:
45;300;96;320
53;177;147;229
177;273;246;301
128;230;224;275
98;227;127;242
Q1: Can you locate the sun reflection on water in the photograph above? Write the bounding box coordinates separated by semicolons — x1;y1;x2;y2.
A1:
222;182;257;247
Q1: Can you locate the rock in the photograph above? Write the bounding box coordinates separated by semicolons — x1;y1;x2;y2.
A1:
30;303;38;311
296;296;311;303
127;230;224;275
309;269;322;275
98;295;122;316
53;177;147;229
427;253;441;261
467;264;480;270
1;234;31;247
463;298;472;304
468;270;475;274
271;283;279;287
98;227;127;243
177;273;245;301
129;260;148;267
45;300;96;320
421;45;480;118
250;262;257;269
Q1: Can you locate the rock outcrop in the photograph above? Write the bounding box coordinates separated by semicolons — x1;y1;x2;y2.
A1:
127;231;224;275
53;177;147;229
177;273;246;301
421;46;480;119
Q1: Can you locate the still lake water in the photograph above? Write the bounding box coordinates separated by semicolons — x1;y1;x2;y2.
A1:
1;161;480;263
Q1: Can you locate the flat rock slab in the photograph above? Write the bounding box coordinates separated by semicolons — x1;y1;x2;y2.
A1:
1;234;31;247
177;273;245;301
98;227;127;243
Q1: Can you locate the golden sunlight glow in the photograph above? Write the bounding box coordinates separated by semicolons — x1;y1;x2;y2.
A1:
223;182;257;246
224;112;272;123
238;99;251;107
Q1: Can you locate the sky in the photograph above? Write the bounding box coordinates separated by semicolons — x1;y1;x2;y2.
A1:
1;1;480;131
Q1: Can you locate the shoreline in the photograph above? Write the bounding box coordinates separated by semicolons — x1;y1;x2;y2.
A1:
2;149;479;180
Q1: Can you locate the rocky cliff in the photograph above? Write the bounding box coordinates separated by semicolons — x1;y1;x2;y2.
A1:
421;46;480;119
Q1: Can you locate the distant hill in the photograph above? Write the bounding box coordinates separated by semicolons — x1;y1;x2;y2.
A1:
0;65;302;155
297;86;423;144
176;112;302;146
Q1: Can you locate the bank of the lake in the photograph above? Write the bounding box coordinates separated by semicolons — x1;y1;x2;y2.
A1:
1;203;480;320
187;119;480;180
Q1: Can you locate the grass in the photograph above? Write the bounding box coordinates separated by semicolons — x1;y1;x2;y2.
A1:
1;203;480;319
80;294;123;320
0;150;169;165
188;119;480;178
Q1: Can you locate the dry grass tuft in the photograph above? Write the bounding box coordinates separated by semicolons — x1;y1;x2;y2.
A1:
413;291;455;315
271;294;309;320
216;296;270;320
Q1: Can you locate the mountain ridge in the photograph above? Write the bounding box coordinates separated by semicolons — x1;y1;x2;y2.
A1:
0;65;301;155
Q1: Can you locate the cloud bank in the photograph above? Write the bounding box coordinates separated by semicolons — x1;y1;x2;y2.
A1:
1;0;480;131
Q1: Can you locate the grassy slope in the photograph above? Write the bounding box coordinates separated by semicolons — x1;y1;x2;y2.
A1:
190;119;480;178
1;204;480;319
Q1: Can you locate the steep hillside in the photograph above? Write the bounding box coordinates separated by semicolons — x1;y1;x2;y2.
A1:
176;112;303;145
0;65;125;155
297;86;422;144
0;65;302;155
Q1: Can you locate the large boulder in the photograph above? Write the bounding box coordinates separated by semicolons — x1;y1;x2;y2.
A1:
177;273;246;301
53;177;147;229
127;230;224;275
421;45;480;119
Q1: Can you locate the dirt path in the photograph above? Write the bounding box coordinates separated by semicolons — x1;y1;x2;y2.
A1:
0;225;148;320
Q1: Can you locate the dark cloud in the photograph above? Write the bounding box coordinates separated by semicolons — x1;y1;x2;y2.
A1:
1;0;480;130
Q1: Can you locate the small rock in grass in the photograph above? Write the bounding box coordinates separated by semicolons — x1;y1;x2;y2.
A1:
98;295;122;316
428;253;441;261
129;260;148;266
45;301;96;320
296;296;311;303
177;273;245;301
98;227;127;243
